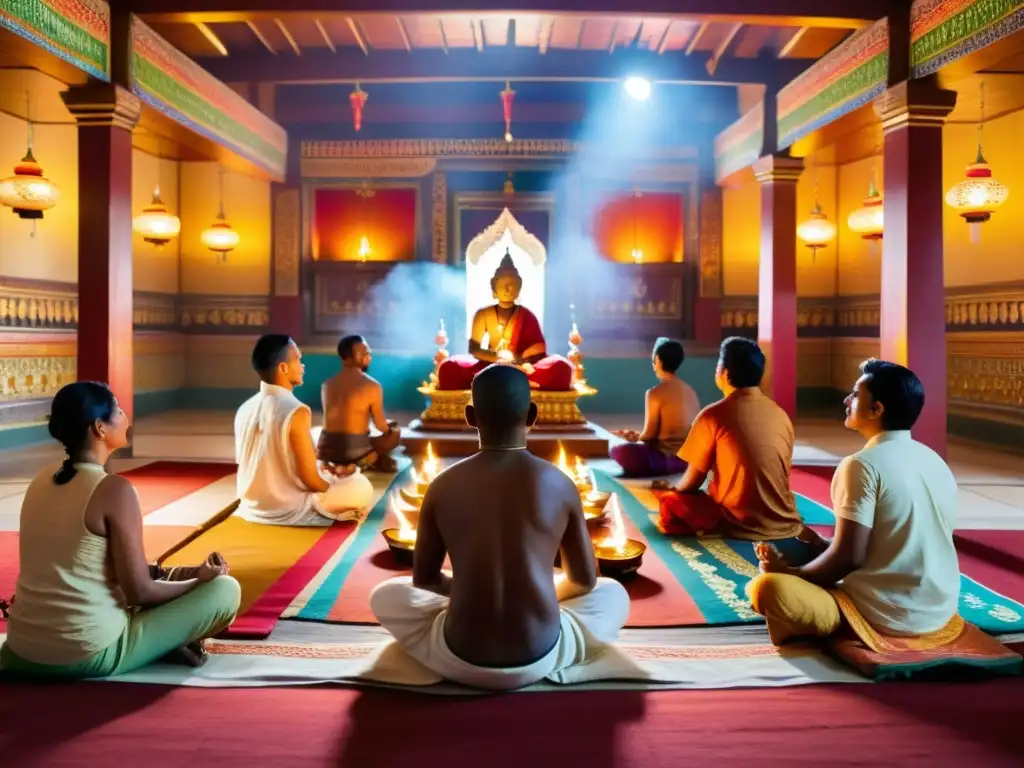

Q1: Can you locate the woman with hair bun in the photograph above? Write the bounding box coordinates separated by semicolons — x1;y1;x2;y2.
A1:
0;382;241;678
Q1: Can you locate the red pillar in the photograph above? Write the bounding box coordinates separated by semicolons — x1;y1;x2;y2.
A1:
61;83;141;423
752;154;803;419
876;80;956;458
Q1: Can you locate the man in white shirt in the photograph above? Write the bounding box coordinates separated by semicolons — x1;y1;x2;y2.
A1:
747;359;961;646
234;335;374;526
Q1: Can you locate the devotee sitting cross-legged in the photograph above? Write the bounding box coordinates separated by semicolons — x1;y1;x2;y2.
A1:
610;337;700;478
235;334;374;526
318;334;401;473
370;364;630;690
654;337;823;550
748;360;963;649
0;382;241;679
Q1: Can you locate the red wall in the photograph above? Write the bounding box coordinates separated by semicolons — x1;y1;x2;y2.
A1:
312;187;418;262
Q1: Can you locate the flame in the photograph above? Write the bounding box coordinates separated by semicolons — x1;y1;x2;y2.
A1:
422;442;439;483
409;466;423;488
573;456;588;485
389;492;417;543
556;443;574;479
601;494;627;555
357;235;371;262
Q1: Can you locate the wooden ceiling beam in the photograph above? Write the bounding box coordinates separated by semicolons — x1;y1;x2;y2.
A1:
539;18;554;54
200;47;810;85
246;20;277;54
347;17;370;55
655;21;672;54
274;18;302;55
314;18;336;52
705;22;742;75
195;22;229;56
397;18;413;51
131;1;884;29
777;25;808;58
684;21;708;55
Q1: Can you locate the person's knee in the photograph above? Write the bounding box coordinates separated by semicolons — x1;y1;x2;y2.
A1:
594;577;631;626
204;575;242;615
746;573;789;616
369;577;413;618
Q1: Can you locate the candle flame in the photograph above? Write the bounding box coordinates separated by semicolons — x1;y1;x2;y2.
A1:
422;441;439;483
602;494;627;555
389;492;417;543
409;466;423;487
357;235;371;262
556;443;574;479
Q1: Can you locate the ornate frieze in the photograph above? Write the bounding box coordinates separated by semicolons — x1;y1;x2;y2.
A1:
0;278;77;329
0;352;75;400
699;189;723;298
301;157;438;179
911;0;1024;78
0;0;109;81
178;294;270;333
431;171;448;265
273;187;301;297
302;139;697;161
133;291;178;329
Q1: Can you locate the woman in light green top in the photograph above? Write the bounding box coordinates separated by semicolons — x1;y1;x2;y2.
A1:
0;381;241;678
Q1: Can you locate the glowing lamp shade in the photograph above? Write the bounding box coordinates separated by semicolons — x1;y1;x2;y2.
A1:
797;204;837;250
623;77;652;101
945;150;1008;243
201;212;240;254
132;187;180;246
847;181;884;241
0;150;60;219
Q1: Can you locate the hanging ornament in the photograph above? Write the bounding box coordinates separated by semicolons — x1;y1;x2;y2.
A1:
503;172;515;195
500;81;515;143
350;81;368;133
0;103;60;222
847;179;884;241
201;168;239;260
133;185;181;246
944;82;1008;244
797;203;837;262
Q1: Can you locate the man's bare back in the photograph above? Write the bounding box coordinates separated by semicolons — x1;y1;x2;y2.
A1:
649;377;700;444
414;450;596;668
322;368;383;435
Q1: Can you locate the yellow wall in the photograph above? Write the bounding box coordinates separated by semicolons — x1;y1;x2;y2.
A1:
943;110;1024;287
720;154;838;297
179;162;271;295
0;113;78;282
133;149;181;293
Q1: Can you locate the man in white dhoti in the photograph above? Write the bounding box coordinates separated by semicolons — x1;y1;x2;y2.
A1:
234;334;373;526
370;364;629;690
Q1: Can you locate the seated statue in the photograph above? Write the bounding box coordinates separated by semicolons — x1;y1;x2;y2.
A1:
749;360;964;653
371;365;629;690
437;250;573;392
234;334;374;526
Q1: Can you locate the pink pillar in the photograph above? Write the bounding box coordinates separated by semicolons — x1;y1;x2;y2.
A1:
753;154;803;419
876;80;956;458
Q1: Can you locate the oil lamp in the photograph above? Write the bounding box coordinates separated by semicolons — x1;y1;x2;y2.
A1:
593;494;646;579
381;493;418;565
399;442;440;507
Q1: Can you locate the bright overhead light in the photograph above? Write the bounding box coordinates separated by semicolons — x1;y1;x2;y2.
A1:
623;76;652;101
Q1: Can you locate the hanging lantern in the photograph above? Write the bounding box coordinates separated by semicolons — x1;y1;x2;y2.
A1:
0;149;60;219
201;210;240;258
945;147;1009;244
847;180;884;241
350;82;368;133
500;81;515;143
797;203;837;261
133;186;181;246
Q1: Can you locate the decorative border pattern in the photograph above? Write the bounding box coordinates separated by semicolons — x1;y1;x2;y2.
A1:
273;188;301;297
179;294;270;333
131;19;287;179
777;19;889;150
714;106;763;183
0;0;109;80
911;0;1024;77
431;171;447;265
302;140;698;161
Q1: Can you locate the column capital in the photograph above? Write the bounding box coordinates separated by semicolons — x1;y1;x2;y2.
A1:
875;79;957;134
61;83;141;131
752;154;804;185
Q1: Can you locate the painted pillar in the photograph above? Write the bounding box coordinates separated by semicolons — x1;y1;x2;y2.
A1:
61;8;140;422
694;186;723;348
270;140;303;341
752;154;803;419
875;79;956;457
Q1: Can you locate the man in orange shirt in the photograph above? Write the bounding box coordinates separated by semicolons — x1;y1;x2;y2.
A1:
655;337;821;547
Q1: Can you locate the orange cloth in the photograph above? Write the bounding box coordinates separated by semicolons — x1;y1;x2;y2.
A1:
678;388;802;540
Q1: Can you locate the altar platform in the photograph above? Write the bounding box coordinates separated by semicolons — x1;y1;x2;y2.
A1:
402;419;612;458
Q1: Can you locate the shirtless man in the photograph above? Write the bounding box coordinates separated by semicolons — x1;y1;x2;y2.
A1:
234;334;374;526
318;335;400;473
370;364;630;690
611;337;701;477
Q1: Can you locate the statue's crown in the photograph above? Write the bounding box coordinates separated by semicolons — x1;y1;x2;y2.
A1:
493;249;521;280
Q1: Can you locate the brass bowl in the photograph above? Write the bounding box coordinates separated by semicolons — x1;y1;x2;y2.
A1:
582;490;611;510
382;528;415;566
595;539;647;580
584;508;609;531
399;486;425;507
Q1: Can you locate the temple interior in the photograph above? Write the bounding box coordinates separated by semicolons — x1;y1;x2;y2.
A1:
1;1;1024;764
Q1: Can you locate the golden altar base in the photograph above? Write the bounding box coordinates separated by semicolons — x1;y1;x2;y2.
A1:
416;382;597;430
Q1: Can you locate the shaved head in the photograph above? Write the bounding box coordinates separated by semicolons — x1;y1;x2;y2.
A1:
470;364;533;432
